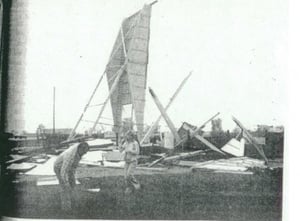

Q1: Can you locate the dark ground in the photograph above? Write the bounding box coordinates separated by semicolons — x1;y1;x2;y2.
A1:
1;167;282;220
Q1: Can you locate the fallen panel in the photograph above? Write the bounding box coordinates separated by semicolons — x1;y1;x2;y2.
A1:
103;151;124;161
221;138;245;157
86;139;114;148
103;160;125;168
7;163;36;172
25;156;57;176
80;150;104;166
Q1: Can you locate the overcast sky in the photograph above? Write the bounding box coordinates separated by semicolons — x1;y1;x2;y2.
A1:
23;0;287;133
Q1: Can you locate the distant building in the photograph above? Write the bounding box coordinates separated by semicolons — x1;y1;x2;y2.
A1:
104;131;116;139
43;128;72;135
256;125;273;132
268;126;284;133
253;137;266;145
256;125;284;133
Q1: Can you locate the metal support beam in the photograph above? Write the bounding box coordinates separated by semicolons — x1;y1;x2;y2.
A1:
120;22;127;58
148;87;181;143
91;62;127;132
193;134;225;155
68;70;106;140
141;72;192;144
232;116;268;163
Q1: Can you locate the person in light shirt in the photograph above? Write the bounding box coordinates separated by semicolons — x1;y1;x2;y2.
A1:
119;130;141;194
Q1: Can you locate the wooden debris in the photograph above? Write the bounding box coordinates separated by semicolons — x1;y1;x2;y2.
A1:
191;157;267;173
29;154;50;164
176;160;202;167
194;134;226;155
61;135;94;145
163;150;205;162
148;149;206;167
37;179;80;186
13;146;44;154
214;170;254;175
267;159;283;169
176;121;225;155
148;154;167;167
136;166;167;172
6;155;30;164
195;164;248;172
176;112;220;146
83;188;101;193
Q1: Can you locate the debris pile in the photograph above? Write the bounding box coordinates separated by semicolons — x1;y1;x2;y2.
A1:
191;157;267;175
4;116;283;180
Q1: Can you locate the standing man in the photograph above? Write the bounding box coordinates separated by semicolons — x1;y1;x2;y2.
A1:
53;142;89;211
119;130;141;194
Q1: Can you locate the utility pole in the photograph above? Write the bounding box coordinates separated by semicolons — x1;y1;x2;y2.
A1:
53;87;55;134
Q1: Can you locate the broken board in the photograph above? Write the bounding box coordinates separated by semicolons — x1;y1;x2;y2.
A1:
37;179;80;186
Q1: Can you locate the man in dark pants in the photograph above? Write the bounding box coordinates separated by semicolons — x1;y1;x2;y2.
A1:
53;142;89;211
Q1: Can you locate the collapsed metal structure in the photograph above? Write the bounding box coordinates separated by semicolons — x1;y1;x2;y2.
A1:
68;2;157;141
66;1;269;165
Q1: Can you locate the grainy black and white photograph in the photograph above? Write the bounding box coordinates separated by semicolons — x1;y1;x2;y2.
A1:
0;0;291;220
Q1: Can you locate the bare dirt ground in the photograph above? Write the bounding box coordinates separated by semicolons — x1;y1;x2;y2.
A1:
1;166;282;220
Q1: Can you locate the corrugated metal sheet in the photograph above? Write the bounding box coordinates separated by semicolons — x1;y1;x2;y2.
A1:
106;4;152;138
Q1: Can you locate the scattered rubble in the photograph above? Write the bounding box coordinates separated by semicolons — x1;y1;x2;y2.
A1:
191;157;267;174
